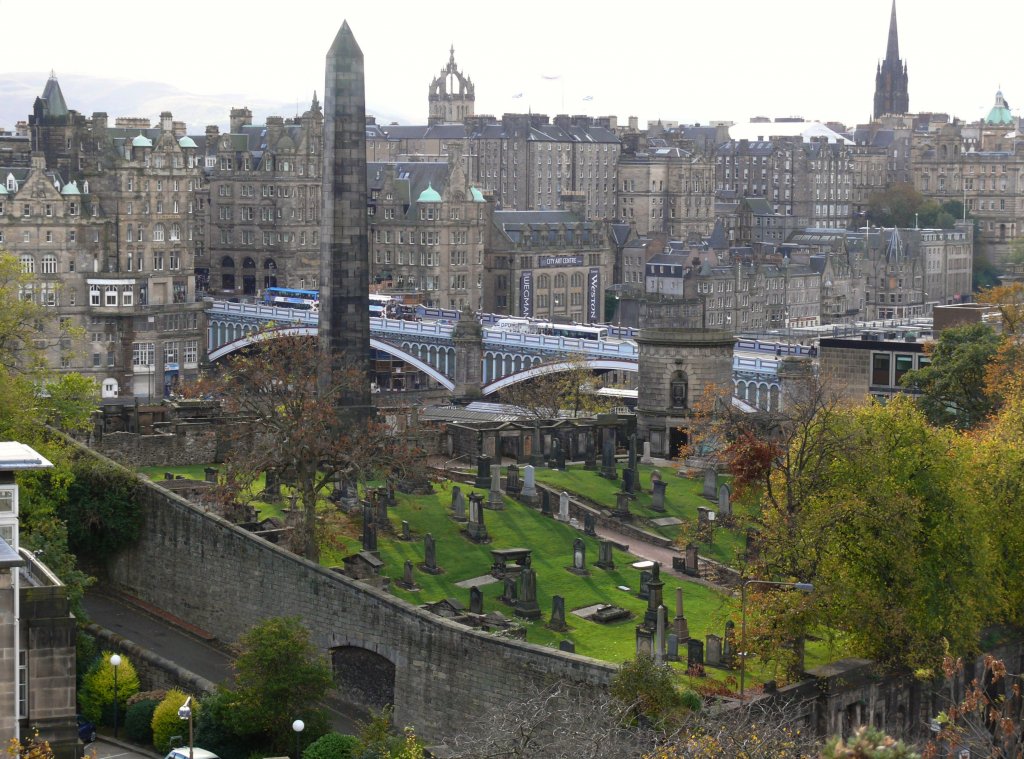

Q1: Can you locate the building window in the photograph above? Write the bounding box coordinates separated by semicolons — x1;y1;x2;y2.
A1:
20;255;34;273
90;285;101;306
41;255;57;274
871;353;891;386
105;286;118;306
132;342;155;367
184;340;198;364
122;286;133;307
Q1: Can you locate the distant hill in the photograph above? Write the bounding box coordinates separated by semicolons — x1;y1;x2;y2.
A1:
0;72;405;134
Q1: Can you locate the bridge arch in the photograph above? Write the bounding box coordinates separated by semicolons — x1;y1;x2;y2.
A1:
331;642;397;711
482;358;638;396
206;327;455;390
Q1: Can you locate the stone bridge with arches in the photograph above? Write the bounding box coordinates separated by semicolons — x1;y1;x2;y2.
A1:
205;300;803;407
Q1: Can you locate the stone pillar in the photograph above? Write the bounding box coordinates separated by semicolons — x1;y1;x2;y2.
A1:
452;308;483;400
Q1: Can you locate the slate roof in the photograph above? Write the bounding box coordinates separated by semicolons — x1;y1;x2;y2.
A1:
40;76;69;118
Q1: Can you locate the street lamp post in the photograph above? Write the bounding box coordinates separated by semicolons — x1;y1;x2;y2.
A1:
178;697;194;759
292;719;305;759
109;654;122;739
739;580;813;699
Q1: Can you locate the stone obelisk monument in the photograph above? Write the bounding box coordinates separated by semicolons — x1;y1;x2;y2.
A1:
319;21;372;410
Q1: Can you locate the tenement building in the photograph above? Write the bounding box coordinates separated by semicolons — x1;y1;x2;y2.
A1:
10;77;205;398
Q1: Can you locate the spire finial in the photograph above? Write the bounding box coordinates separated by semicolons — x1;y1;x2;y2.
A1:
885;0;900;62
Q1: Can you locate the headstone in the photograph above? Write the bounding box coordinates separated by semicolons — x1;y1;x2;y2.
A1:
361;506;377;552
401;559;417;590
666;633;680;662
521;465;537;499
487;464;505;510
475;455;492;489
638;570;652;601
613;491;631;519
376;497;390;530
450;485;462;511
674;586;689;641
644;562;664;626
684;544;699;576
451;488;467;522
628;434;638;472
595;540;615;570
702;466;718;499
264;470;282;501
204;466;218;483
553;438;566;470
651;480;667;513
421;533;441;574
655;605;666;664
490;464;503;493
385;479;397;507
164;472;174;480
556;491;571;522
559;640;575;654
622;467;635;495
505;464;521;495
469;585;483;615
723;620;736;668
687;638;705;669
706;634;722;667
583;436;597;470
583;513;597;537
466;493;489;543
514;556;542;619
569;538;588;575
549;595;567;632
500;576;518;605
641;441;654;465
697;506;710;526
649;468;662;486
718;483;732;518
541;489;552;516
401;520;411;541
548;437;561;469
601;434;617;479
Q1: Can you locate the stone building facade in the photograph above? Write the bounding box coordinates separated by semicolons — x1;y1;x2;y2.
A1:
428;47;475;126
367;146;489;311
616;144;715;240
483;207;614;321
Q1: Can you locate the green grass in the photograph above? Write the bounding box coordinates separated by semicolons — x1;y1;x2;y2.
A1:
139;464;286;520
532;464;758;566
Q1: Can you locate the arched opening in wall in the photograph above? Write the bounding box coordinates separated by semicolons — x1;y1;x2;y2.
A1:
331;646;395;711
669;427;687;460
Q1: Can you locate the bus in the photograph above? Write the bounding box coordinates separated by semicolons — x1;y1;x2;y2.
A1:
532;321;609;340
495;317;533;334
263;287;319;310
369;293;395;318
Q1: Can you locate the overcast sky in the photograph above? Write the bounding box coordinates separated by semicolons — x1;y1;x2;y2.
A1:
1;0;1020;130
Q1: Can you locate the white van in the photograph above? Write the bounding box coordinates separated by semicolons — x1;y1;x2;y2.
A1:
165;749;220;759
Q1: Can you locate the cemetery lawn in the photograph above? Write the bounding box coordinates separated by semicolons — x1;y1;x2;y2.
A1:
138;465;286;520
532;464;758;567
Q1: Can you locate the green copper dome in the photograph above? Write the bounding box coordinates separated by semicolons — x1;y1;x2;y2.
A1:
470;186;485;202
417;183;442;203
60;181;80;195
178;135;198;149
132;134;153;148
986;90;1014;126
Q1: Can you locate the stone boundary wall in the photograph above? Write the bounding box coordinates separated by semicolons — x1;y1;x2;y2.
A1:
70;441;616;742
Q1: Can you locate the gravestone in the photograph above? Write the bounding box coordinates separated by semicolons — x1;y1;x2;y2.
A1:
500;576;518;606
521;465;537;500
706;634;722;667
723;620;736;668
638;570;652;601
666;633;680;662
674;586;689;641
540;489;552;516
264;470;281;501
361;506;378;553
628;434;638;472
514;556;542;619
583;513;597;537
556;491;571;522
469;585;483;615
505;464;521;495
475;455;492;489
583;436;597;470
420;533;442;574
650;468;662;487
487;464;505;510
687;638;705;669
613;491;631;520
401;520;411;541
718;483;732;518
398;559;418;591
204;466;218;484
641;441;654;465
595;540;615;570
655;605;667;664
553;438;566;470
559;640;575;654
697;506;710;526
568;537;588;575
450;485;462;511
651;480;667;513
702;466;718;499
644;562;664;626
375;497;390;531
601;435;617;479
622;467;635;495
451;488;467;522
684;544;699;576
466;493;490;543
549;595;568;632
384;479;397;507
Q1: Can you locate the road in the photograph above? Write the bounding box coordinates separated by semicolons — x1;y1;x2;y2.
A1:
82;590;366;735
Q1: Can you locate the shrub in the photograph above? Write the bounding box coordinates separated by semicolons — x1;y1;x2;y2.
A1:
78;652;140;725
194;692;260;759
151;689;194;754
302;733;360;759
61;456;143;557
124;699;159;746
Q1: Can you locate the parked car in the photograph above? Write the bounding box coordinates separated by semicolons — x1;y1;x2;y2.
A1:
165;749;221;759
76;715;96;743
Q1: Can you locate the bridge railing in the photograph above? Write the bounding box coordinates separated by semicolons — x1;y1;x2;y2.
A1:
483;330;639;358
208;301;315;324
370;317;454;337
733;355;780;373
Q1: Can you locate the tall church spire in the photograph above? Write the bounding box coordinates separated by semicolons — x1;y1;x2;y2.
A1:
873;0;909;119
